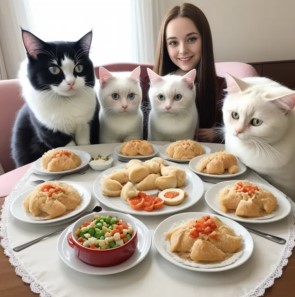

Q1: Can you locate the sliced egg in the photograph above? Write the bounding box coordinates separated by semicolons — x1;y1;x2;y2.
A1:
158;188;186;206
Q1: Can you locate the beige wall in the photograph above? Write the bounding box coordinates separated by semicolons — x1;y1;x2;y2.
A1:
158;0;295;63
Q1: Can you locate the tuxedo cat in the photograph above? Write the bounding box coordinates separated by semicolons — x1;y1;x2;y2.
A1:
147;69;198;141
97;66;143;143
223;74;295;200
11;29;99;167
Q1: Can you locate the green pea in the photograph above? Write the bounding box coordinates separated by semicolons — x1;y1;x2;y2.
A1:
108;241;116;248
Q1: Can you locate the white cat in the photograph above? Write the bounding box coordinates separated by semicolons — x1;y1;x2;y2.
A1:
147;69;198;141
97;66;143;143
223;74;295;200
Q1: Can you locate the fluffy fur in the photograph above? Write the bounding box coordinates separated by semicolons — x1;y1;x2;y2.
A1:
11;29;99;167
147;69;198;141
223;74;295;200
97;66;143;143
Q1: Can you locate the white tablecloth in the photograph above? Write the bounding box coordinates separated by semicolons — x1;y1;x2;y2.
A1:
1;143;295;297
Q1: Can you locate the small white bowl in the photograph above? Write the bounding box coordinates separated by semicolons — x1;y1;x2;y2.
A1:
89;157;114;171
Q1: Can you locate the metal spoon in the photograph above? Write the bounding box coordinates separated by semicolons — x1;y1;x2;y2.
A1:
12;206;102;252
243;225;286;244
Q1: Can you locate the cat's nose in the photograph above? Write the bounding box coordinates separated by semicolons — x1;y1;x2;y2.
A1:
165;105;171;110
67;80;75;87
122;105;128;110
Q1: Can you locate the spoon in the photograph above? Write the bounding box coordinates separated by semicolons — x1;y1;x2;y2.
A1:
12;206;102;252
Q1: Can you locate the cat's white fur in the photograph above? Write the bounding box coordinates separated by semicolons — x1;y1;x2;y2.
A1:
147;69;198;141
223;74;295;200
97;66;143;143
18;58;97;145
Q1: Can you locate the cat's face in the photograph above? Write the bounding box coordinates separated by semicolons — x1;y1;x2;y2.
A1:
98;66;142;113
223;75;295;144
21;30;95;97
147;69;196;114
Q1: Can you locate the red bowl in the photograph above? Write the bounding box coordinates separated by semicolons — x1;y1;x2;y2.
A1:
67;211;138;267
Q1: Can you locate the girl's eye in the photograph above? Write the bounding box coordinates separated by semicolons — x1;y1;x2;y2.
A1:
157;94;165;101
167;40;178;47
128;93;135;100
174;94;182;101
49;66;60;75
111;93;120;100
250;118;263;126
231;111;239;120
187;37;197;44
75;64;84;73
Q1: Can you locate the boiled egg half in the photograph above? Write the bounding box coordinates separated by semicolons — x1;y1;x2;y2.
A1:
158;188;186;206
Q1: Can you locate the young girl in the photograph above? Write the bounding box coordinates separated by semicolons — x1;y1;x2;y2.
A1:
153;3;225;142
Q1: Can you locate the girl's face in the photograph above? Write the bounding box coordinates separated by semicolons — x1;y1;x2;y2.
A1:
166;17;202;72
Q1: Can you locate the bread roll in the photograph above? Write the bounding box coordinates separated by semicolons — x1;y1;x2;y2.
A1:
128;164;150;183
100;178;123;197
136;173;160;191
120;181;139;201
155;175;177;190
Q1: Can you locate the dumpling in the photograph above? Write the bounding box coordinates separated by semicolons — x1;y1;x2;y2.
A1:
136;173;160;191
128;164;150;183
155;175;177;190
100;178;122;197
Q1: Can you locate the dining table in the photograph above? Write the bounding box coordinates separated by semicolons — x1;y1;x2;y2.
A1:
0;142;295;297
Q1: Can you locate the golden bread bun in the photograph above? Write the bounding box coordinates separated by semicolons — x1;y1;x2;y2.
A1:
23;181;81;219
41;149;81;172
120;140;154;156
155;175;177;190
161;165;186;187
107;169;129;184
100;178;123;197
166;140;205;160
136;173;160;191
218;181;277;217
197;151;238;175
128;164;150;183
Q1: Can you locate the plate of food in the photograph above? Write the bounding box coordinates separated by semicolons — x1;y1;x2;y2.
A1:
205;180;292;223
92;158;204;216
114;140;158;161
153;212;253;272
34;148;91;176
57;214;152;275
159;140;211;163
189;151;247;178
10;181;92;224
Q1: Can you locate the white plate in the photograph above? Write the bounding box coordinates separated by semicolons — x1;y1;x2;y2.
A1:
57;215;152;275
189;154;247;178
205;180;292;223
10;182;92;224
158;143;211;163
153;212;254;272
34;148;91;176
114;144;158;161
93;163;204;216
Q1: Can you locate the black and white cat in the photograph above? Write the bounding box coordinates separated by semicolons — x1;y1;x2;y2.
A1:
11;29;99;167
223;74;295;200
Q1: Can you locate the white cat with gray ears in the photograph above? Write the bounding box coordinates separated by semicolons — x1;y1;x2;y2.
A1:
147;69;198;141
97;66;143;143
223;74;295;200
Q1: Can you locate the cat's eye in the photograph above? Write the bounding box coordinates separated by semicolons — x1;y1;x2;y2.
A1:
111;93;120;100
231;112;239;120
250;118;263;126
128;93;135;100
157;94;165;101
75;64;84;73
174;94;182;101
49;66;61;75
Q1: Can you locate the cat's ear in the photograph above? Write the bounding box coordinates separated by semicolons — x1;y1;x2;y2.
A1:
182;69;196;89
225;73;249;92
147;68;163;86
21;29;45;59
77;31;92;56
268;92;295;111
130;66;141;81
99;67;113;88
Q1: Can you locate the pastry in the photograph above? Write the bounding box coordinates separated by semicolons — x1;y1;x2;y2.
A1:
107;169;129;184
136;173;160;191
155;175;178;190
197;151;238;175
23;181;81;219
100;178;123;197
161;165;186;187
128;164;150;183
166;139;205;160
120;182;139;201
41;149;81;172
120;140;154;156
218;181;277;217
